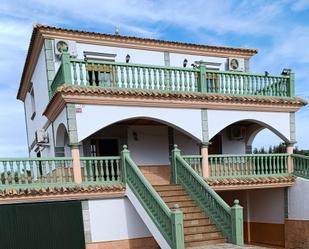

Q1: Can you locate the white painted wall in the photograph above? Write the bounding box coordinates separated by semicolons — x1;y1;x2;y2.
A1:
249;188;285;224
88;197;152;242
169;53;227;70
75;105;203;142
174;129;200;155
128;125;169;165
288;177;309;220
24;48;50;152
207;110;290;142
220;130;246;154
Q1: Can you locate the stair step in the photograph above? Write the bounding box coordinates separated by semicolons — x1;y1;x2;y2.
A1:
185;231;222;242
153;184;183;191
185;238;226;248
184;224;218;234
184;212;205;219
156;190;187;197
184;217;211;226
161;195;192;202
166;200;196;208
180;206;201;213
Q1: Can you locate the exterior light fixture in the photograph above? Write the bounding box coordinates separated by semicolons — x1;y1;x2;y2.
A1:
183;58;188;68
281;68;291;75
264;71;269;76
126;54;130;63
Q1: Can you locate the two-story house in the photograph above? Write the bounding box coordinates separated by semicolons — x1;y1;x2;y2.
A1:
0;24;308;249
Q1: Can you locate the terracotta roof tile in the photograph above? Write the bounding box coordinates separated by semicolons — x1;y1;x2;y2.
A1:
55;85;307;106
0;184;125;198
206;175;295;187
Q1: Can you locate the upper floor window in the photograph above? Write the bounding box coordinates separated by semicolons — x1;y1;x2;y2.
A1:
28;83;36;120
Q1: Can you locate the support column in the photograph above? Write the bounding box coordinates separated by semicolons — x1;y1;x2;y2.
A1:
286;142;295;174
201;143;211;178
71;144;82;184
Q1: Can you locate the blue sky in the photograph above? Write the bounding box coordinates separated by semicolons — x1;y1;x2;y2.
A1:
0;0;308;156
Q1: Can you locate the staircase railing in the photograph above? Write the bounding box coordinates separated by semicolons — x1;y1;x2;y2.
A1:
171;145;243;245
292;154;309;179
121;146;185;249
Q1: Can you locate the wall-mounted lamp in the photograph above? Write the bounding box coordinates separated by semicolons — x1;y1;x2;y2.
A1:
133;132;138;141
183;58;188;68
281;68;291;75
126;54;130;63
264;71;269;76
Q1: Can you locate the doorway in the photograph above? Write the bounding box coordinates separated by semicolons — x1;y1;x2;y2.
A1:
90;138;119;157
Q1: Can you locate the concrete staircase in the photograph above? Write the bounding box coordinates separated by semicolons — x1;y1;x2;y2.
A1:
153;184;226;248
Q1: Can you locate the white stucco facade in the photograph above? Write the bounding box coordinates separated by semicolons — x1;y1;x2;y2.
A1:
88;197;152;242
75;105;203;142
288;177;309;220
207;109;290;142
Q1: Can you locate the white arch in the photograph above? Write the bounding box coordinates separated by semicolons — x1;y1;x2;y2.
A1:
75;105;203;142
207;110;290;142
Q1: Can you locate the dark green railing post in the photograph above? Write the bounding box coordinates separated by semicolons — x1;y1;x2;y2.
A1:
171;144;181;184
231;199;244;245
287;70;295;97
120;145;130;182
171;204;185;249
198;64;207;93
61;51;73;84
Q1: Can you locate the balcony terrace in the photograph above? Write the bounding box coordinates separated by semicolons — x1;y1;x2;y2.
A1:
50;52;295;98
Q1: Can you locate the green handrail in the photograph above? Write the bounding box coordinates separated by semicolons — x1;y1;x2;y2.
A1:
80;156;121;183
208;154;289;178
292;154;309;179
171;146;243;245
121;146;184;249
50;56;294;97
0;157;74;189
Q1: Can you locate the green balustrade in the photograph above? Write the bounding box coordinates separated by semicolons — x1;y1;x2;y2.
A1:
0;158;74;189
50;56;294;97
121;146;185;249
182;155;203;176
208;154;289;178
292;154;309;179
80;157;121;184
171;145;243;245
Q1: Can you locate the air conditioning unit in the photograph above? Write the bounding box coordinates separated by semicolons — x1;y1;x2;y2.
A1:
35;129;49;144
228;126;246;141
228;57;245;72
54;39;77;57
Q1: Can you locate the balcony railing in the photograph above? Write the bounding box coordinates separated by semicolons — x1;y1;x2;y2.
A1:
51;52;295;97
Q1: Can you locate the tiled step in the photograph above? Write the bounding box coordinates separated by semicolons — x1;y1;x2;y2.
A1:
184;224;218;234
156;189;186;197
185;238;226;248
183;211;205;219
179;206;201;213
185;231;223;242
184;217;211;226
153;184;183;191
161;195;192;202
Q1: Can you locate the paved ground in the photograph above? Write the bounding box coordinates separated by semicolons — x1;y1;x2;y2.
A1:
188;243;274;249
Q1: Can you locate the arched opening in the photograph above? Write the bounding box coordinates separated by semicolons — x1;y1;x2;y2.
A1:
79;117;201;185
208;119;289;155
55;123;71;157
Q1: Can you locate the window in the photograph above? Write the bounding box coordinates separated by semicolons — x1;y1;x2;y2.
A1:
29;85;36;120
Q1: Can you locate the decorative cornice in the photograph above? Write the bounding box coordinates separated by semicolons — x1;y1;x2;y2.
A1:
17;24;258;101
43;86;307;121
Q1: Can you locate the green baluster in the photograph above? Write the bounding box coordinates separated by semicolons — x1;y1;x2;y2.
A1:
194;71;198;92
179;71;183;91
153;69;158;89
79;62;84;86
105;159;111;181
158;69;163;90
9;161;14;184
97;64;102;86
85;62;89;85
114;65;119;87
47;160;52;183
111;160;115;181
148;68;152;89
91;63;95;86
73;62;77;85
126;66;130;88
116;159;120;180
131;67;136;88
174;70;178;91
184;71;188;91
120;66;125;88
82;160;87;182
136;67;141;88
16;161;21;184
68;160;73;182
29;161;34;183
142;67;146;89
3;161;8;184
